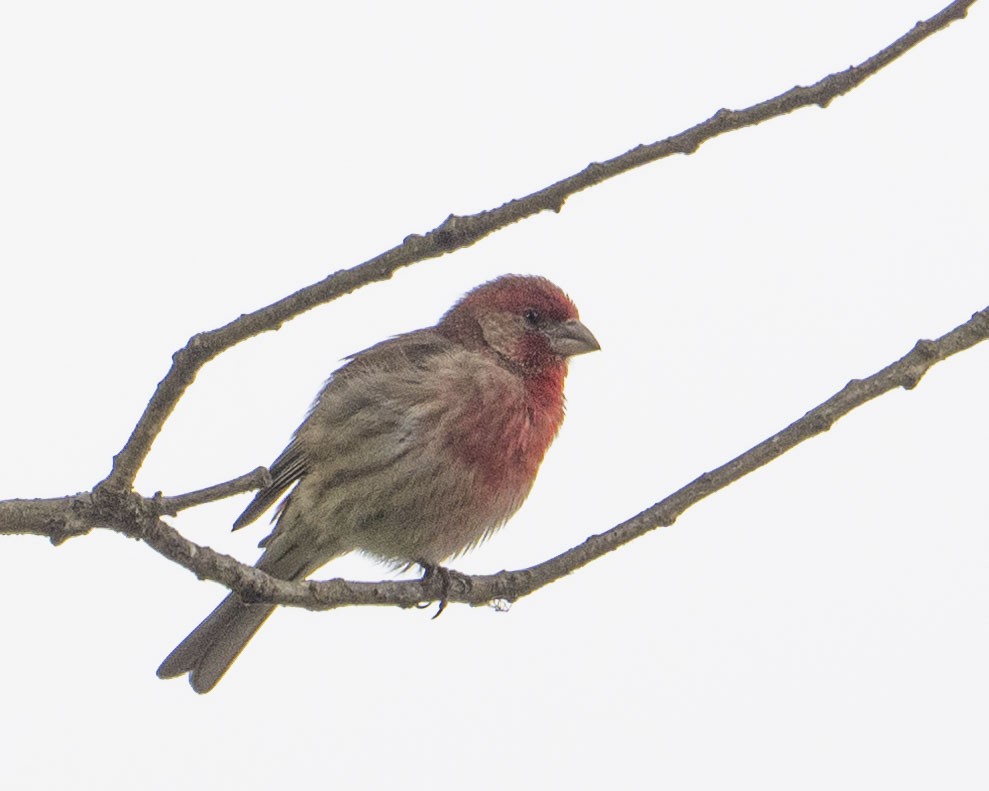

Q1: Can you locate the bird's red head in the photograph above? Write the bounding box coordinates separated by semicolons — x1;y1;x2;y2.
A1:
438;275;599;374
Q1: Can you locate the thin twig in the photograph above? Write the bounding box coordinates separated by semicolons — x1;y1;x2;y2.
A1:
95;0;979;493
155;467;272;516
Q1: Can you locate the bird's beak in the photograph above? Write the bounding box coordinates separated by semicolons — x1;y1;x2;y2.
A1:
546;318;601;357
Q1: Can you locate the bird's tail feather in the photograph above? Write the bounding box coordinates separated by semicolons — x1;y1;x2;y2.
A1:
156;594;275;694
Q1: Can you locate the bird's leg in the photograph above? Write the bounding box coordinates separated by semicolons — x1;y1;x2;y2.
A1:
417;562;473;619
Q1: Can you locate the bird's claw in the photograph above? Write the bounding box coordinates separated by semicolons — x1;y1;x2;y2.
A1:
418;563;472;619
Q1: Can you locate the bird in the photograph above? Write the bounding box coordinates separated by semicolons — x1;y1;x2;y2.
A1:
157;274;599;693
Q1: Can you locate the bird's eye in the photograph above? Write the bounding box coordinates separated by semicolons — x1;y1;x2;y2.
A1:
523;309;541;326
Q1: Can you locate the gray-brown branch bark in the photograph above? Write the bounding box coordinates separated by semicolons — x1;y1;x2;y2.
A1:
95;0;979;493
4;305;987;610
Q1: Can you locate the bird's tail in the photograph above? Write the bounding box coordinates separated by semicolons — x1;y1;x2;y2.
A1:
156;594;275;694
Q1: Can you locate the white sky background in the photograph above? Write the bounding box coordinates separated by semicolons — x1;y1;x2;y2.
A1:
2;1;987;788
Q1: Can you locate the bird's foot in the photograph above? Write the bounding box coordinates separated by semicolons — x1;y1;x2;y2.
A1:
417;563;472;619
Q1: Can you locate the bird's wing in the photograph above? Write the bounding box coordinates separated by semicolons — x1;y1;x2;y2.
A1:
230;328;455;535
231;439;308;531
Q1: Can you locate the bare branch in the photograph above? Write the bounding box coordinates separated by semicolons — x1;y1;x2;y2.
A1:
155;467;272;516
280;304;989;610
0;496;94;545
7;305;985;610
96;0;978;492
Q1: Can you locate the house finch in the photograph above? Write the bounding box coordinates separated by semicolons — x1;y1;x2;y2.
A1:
157;274;599;693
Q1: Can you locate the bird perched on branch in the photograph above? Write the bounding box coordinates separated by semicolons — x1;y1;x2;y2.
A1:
158;274;599;693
